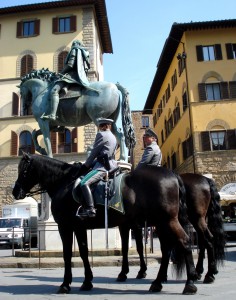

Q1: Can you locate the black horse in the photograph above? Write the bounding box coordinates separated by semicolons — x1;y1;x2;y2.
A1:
127;173;225;284
12;153;198;295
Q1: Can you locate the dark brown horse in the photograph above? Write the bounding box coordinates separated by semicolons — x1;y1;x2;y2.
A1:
125;173;225;284
12;153;198;295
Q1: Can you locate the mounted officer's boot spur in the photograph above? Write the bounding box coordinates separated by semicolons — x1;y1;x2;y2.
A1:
76;184;96;219
41;94;59;121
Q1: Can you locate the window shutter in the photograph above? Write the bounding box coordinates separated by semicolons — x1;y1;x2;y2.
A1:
11;131;18;156
70;15;76;32
201;131;211;151
12;92;19;116
225;43;234;59
198;83;206;101
52;17;58;34
182;140;187;160
196;45;203;61
215;44;222;60
50;131;57;154
72;128;77;152
229;81;236;99
35;19;40;35
220;81;229;99
16;21;22;38
227;129;236;149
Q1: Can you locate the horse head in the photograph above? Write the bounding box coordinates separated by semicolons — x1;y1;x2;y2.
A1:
12;152;38;200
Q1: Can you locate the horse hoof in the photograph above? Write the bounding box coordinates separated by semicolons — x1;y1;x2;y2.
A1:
57;285;71;294
116;273;127;282
203;275;215;284
149;281;162;292
136;271;147;279
80;281;93;291
196;273;202;280
182;284;197;295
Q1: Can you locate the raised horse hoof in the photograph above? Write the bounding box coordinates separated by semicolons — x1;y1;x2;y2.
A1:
149;281;162;292
203;274;215;284
182;283;197;295
57;285;71;294
136;271;147;279
80;281;93;291
116;273;127;282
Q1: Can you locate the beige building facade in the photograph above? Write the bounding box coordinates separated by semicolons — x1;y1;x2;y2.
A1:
140;19;236;190
0;0;112;211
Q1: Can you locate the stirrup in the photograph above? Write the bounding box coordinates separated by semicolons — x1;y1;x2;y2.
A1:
76;206;96;219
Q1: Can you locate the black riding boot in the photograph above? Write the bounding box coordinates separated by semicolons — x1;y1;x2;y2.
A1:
76;184;96;219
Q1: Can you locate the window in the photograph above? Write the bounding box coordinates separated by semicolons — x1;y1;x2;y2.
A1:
19;131;33;155
173;103;180;125
21;55;33;77
201;130;236;151
226;43;236;59
182;91;188;111
198;82;229;101
171;70;177;91
53;16;76;34
171;152;177;170
58;51;69;72
58;129;72;153
182;136;193;160
196;44;222;61
141;116;149;127
178;55;186;76
17;20;40;38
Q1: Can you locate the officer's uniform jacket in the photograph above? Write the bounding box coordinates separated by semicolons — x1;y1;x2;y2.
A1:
136;141;162;169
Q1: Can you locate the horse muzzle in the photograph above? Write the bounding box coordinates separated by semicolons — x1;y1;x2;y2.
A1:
12;181;26;200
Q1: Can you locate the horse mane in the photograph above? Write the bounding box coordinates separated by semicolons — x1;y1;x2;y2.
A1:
20;68;61;86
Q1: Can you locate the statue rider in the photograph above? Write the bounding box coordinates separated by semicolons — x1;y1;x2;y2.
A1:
41;40;90;121
72;118;118;219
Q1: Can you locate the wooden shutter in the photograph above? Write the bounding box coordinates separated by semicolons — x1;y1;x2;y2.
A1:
35;19;40;35
12;92;19;116
215;44;222;60
201;131;211;151
196;45;203;61
227;130;236;149
198;83;207;101
70;15;76;32
11;131;18;156
220;82;229;99
72;128;77;152
225;43;234;59
16;21;22;38
50;131;57;154
52;17;58;34
229;81;236;99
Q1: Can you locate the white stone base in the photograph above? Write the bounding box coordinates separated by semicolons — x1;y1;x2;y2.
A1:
38;220;131;251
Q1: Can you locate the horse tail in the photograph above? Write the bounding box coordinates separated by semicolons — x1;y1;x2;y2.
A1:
116;83;136;149
206;177;226;264
172;173;191;277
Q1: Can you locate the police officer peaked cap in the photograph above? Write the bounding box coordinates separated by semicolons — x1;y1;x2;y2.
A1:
97;118;114;125
144;128;158;139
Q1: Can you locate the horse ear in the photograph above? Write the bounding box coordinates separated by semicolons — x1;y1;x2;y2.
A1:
22;151;31;161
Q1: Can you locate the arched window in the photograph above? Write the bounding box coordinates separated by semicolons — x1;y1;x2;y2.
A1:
18;131;33;155
58;128;72;153
21;55;33;77
58;51;68;72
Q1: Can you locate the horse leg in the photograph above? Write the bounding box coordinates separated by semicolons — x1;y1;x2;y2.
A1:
203;229;218;284
74;227;93;291
57;224;73;294
37;118;53;157
32;129;47;155
132;225;147;279
112;123;127;161
117;225;131;281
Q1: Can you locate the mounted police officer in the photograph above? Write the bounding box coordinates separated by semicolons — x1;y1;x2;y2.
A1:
73;117;118;219
41;40;91;121
136;128;162;169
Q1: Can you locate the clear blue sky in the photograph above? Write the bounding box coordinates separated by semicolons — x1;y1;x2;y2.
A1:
2;0;236;110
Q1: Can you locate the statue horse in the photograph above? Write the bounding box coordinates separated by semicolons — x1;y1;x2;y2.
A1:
125;173;225;284
12;153;198;295
18;69;136;159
